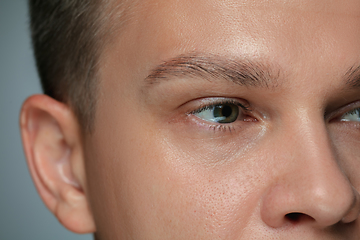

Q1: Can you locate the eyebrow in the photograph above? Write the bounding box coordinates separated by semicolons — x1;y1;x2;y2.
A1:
145;53;281;89
345;65;360;89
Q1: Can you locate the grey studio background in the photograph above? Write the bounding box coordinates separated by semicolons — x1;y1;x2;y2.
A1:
0;1;92;240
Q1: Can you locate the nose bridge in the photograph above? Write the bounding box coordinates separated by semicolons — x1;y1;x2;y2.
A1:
284;108;350;200
261;107;360;228
289;107;333;166
278;107;337;178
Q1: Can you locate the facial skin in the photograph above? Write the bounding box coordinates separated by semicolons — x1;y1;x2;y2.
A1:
20;0;360;239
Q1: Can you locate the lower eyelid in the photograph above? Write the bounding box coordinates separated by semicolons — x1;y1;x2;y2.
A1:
187;115;238;131
189;110;255;128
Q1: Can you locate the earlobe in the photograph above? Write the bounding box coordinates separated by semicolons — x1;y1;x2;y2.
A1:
20;94;96;233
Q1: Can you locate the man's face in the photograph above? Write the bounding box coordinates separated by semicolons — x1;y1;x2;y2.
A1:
85;0;360;238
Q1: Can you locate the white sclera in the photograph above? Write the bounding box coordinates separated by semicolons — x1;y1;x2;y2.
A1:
341;109;360;122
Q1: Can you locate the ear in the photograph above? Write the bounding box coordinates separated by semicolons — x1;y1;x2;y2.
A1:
20;94;96;233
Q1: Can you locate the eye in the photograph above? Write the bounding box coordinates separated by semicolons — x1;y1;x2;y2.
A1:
192;101;246;123
340;108;360;122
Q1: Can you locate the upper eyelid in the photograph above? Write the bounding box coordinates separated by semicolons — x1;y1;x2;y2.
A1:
189;99;250;115
327;101;360;121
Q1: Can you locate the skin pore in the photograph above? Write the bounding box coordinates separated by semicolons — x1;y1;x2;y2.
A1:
20;0;360;239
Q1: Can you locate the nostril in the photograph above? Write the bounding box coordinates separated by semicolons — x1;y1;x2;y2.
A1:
285;212;315;223
286;212;302;222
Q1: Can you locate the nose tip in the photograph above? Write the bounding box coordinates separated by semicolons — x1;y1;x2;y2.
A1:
261;170;360;229
306;184;360;228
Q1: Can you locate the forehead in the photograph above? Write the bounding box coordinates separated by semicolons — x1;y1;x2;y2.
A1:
101;0;360;87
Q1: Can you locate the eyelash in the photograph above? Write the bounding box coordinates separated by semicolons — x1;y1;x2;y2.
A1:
328;102;360;123
190;99;250;114
343;107;360;116
188;99;252;132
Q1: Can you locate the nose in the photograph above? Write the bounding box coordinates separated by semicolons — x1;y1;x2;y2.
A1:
260;114;360;229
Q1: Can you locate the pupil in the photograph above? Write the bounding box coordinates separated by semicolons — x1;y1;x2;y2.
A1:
213;104;239;123
221;105;232;118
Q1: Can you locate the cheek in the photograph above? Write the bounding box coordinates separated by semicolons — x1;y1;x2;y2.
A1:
84;103;266;239
119;147;263;240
